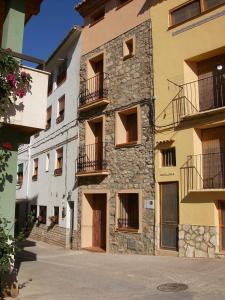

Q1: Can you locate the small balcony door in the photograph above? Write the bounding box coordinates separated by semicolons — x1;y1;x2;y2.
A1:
94;122;103;170
219;202;225;251
198;54;225;111
93;59;104;99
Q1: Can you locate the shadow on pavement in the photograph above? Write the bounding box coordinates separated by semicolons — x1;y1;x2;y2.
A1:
15;240;37;273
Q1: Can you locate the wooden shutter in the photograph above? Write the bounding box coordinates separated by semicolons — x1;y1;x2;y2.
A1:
126;113;138;142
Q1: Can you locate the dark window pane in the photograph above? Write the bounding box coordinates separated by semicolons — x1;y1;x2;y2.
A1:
204;0;225;9
171;1;201;26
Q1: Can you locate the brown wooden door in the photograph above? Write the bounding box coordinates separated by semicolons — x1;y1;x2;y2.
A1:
202;127;225;188
160;182;179;250
94;60;104;99
94;122;103;170
92;194;106;250
126;113;137;143
219;202;225;251
198;54;225;111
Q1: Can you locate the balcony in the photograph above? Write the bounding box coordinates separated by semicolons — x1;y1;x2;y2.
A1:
79;72;110;112
173;73;225;124
181;152;225;194
0;50;49;134
76;142;109;176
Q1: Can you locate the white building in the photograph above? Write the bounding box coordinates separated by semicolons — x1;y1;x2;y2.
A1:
16;26;82;248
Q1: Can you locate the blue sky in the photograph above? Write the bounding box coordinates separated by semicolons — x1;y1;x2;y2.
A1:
23;0;83;62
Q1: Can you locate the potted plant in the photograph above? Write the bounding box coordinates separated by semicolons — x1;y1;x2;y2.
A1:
36;215;43;223
48;216;58;224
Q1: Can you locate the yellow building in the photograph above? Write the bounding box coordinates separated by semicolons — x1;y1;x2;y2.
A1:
152;0;225;257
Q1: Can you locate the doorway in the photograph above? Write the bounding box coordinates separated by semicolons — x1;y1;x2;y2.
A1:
160;182;179;250
81;193;107;251
219;201;225;251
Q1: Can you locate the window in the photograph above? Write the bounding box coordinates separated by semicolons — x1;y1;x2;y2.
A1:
90;8;105;25
39;206;47;224
57;59;67;86
55;147;63;176
170;0;225;27
48;73;54;96
17;163;23;187
46;106;52;131
123;37;135;59
54;206;59;224
117;193;139;231
116;106;140;146
46;153;50;172
32;158;38;181
161;148;176;167
56;95;65;124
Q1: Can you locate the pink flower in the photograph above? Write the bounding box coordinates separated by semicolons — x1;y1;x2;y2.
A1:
7;73;16;88
5;48;12;52
2;142;12;150
16;87;26;98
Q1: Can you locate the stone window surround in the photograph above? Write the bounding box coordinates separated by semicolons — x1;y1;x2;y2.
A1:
115;104;141;148
123;35;136;59
86;50;106;80
115;189;143;233
81;190;110;251
85;114;106;145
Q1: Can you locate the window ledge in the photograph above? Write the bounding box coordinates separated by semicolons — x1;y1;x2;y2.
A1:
168;3;225;30
123;53;134;60
116;0;133;10
115;141;140;149
115;228;139;233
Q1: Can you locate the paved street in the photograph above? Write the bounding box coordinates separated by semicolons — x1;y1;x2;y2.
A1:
15;240;225;300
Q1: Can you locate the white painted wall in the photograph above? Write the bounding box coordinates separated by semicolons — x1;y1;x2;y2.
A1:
16;29;81;236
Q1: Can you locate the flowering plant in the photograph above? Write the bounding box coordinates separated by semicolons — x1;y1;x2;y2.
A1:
49;216;58;224
0;48;32;117
36;215;43;223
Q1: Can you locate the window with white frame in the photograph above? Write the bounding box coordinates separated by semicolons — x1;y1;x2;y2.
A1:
54;147;63;176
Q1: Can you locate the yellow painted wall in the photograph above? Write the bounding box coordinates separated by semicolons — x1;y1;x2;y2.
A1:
151;1;225;227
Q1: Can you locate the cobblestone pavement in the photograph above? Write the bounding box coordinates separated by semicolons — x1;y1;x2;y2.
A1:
14;240;225;300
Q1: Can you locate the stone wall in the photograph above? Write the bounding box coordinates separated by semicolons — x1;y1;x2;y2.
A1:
29;223;68;248
179;224;218;258
76;20;155;255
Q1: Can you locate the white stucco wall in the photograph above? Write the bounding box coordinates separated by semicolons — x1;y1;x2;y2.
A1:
16;30;81;232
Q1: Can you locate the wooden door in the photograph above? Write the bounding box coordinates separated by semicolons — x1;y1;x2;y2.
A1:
202;127;225;188
94;60;104;99
198;54;225;111
219;202;225;251
160;182;179;250
92;194;106;250
94;122;103;170
126;113;137;143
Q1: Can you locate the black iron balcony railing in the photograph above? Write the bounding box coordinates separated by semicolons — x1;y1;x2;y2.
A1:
174;73;225;121
77;142;107;173
181;152;225;195
79;73;109;107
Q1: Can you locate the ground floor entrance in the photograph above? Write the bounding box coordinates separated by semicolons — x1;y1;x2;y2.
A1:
160;182;179;251
81;193;107;251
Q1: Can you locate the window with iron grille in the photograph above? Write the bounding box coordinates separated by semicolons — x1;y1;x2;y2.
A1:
117;193;139;231
170;0;225;27
55;147;63;176
161;148;176;167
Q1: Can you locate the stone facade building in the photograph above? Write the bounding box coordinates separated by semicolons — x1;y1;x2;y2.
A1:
75;0;155;254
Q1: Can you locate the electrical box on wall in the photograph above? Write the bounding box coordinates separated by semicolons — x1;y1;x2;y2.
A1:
144;199;154;209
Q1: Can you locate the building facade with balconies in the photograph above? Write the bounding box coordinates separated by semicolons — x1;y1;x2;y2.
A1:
16;27;82;248
151;0;225;258
75;0;155;254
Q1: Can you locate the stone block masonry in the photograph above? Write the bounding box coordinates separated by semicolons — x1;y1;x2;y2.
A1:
179;224;218;258
76;20;155;255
